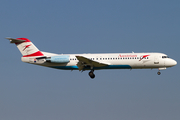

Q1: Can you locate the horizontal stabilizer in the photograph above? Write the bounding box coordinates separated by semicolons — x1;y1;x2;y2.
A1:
6;38;26;43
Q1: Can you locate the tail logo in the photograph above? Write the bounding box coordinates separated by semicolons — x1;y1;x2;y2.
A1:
23;44;31;51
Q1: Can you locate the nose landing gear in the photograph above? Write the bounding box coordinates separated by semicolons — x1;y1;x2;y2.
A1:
89;70;95;79
157;71;161;75
157;68;166;75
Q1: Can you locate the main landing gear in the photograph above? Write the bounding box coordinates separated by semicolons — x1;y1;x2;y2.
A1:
89;70;95;79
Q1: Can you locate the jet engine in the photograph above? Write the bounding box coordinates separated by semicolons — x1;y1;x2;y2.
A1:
46;55;69;63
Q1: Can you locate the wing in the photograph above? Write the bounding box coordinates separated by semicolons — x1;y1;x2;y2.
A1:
76;56;110;71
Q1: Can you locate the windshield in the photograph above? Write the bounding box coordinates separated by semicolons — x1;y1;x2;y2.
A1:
162;56;169;58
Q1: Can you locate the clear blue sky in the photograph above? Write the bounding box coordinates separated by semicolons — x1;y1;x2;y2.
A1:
0;0;180;120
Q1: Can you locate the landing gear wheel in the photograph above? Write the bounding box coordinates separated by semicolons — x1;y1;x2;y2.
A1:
157;71;161;75
89;71;95;79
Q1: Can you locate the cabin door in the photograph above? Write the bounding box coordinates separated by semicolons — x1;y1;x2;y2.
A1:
154;56;159;64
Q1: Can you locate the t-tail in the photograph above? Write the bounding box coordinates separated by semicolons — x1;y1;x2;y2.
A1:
6;38;44;57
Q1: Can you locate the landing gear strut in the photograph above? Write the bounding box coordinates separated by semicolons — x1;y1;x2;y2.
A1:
89;70;95;79
157;71;161;75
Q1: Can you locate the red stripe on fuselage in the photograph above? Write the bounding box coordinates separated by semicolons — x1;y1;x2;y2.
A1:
142;55;150;58
139;55;150;61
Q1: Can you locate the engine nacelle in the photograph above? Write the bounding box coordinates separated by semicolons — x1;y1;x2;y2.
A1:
46;55;69;63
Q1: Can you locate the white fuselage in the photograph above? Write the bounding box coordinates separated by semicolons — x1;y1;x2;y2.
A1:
22;52;177;70
7;37;177;78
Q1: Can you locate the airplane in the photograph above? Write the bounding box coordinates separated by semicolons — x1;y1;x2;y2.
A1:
6;37;177;79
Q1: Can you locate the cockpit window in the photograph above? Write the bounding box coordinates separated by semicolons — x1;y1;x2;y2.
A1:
162;56;169;58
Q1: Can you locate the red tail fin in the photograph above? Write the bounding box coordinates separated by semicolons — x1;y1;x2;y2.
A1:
7;38;44;57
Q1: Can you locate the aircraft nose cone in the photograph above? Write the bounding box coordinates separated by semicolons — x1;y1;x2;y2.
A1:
165;59;177;67
172;60;177;66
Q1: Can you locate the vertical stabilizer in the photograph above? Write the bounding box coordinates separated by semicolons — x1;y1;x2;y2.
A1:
6;38;44;57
